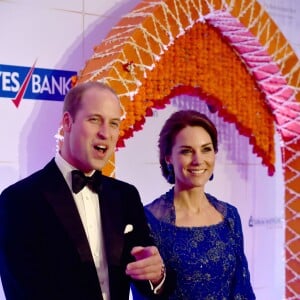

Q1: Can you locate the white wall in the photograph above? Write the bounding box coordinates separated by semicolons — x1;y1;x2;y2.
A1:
0;0;299;299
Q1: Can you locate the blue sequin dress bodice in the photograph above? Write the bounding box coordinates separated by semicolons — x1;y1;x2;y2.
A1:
134;188;255;300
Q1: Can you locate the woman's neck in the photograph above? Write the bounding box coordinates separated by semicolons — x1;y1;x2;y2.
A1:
173;187;208;213
173;187;223;227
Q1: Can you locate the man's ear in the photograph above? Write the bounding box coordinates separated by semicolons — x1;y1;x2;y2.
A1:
62;112;73;132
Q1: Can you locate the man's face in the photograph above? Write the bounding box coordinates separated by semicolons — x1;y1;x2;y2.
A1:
62;86;122;173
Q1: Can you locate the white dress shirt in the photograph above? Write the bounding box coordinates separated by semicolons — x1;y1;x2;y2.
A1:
55;153;110;300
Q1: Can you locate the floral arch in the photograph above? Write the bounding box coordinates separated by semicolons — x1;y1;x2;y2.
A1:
75;0;300;297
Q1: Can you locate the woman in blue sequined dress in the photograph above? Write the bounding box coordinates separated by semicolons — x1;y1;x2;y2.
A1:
132;110;255;299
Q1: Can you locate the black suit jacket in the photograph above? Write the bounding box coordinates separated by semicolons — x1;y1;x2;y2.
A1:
0;159;161;300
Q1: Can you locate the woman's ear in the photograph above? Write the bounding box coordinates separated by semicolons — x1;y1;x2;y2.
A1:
165;156;171;165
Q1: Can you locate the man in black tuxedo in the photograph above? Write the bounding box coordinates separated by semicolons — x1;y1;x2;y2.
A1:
0;81;171;300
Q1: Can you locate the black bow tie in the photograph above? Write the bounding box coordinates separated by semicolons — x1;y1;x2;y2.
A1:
71;170;102;194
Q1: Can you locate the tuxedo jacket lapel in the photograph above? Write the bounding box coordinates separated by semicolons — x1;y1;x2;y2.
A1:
42;160;95;265
42;160;125;267
99;176;124;266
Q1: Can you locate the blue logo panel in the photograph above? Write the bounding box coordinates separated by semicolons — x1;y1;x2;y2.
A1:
0;64;77;101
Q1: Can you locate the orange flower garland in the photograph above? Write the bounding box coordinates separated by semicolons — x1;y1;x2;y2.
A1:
117;22;275;174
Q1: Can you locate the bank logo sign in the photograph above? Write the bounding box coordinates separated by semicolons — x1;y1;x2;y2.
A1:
0;62;77;107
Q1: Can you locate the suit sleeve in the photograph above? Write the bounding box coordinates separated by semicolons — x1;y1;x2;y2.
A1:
0;185;57;300
121;183;175;299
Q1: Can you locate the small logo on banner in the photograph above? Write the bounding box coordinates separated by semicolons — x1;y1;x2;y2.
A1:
0;61;77;108
248;215;283;228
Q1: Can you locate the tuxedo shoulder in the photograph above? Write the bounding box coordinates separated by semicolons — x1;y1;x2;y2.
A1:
2;169;44;192
1;160;57;195
101;175;134;186
101;175;138;190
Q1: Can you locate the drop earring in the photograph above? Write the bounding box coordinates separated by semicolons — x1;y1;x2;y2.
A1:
166;163;175;183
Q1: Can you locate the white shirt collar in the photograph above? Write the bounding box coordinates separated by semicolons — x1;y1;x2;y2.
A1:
54;152;76;192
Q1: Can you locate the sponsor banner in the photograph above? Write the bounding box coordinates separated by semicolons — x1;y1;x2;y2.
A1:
0;63;76;105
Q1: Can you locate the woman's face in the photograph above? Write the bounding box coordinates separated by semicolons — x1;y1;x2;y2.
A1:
167;125;215;191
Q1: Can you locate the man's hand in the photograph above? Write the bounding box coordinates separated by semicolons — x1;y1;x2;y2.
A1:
126;246;165;284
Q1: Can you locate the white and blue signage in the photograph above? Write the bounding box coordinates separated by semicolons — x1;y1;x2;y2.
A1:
0;62;77;107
